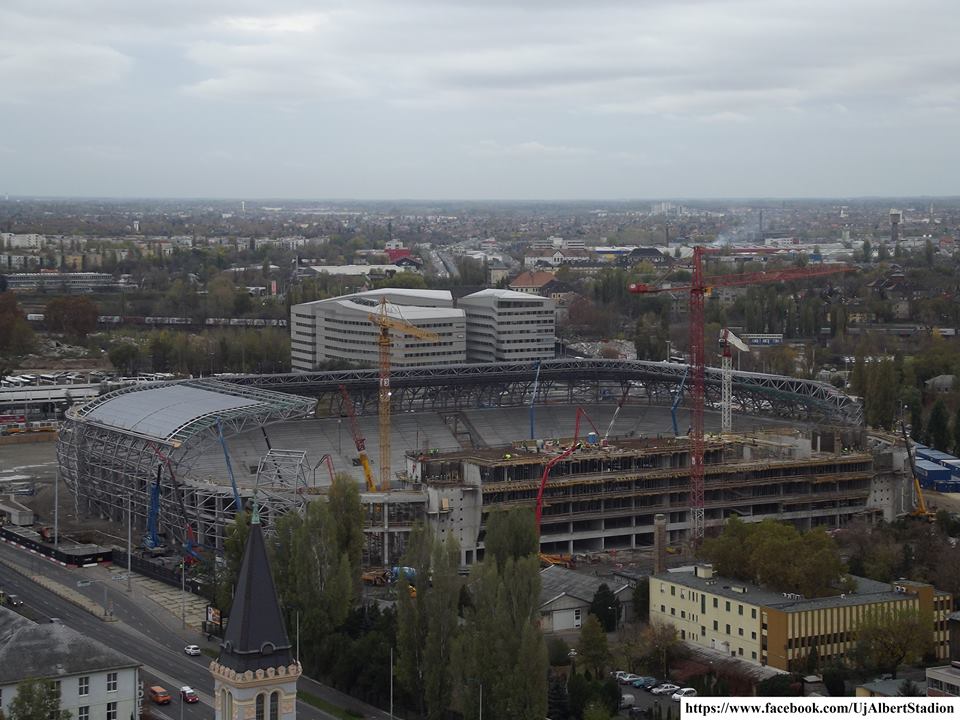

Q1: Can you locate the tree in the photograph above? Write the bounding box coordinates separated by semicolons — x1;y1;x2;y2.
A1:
374;273;428;290
548;636;573;667
215;510;250;614
641;621;683;679
44;296;98;339
632;577;650;623
862;240;872;263
854;607;932;678
455;544;546;720
927;399;950;451
483;507;538;570
108;342;142;375
7;678;71;720
589;584;621;632
897;679;924;697
578;614;610;678
0;292;35;355
952;407;960;457
327;472;364;580
583;701;612;720
821;664;847;696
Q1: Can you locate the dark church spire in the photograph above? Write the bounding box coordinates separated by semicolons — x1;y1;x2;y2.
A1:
216;502;293;673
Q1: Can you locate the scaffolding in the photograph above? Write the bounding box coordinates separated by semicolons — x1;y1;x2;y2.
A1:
58;379;316;551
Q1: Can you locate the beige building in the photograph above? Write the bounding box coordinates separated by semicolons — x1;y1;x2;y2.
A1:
651;564;952;671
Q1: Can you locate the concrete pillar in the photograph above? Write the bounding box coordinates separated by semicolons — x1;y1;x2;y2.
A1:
654;513;667;575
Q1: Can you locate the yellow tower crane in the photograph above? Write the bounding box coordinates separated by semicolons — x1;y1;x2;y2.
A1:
368;298;440;490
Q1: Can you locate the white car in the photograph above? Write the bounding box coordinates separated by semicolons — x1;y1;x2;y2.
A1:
672;688;698;701
652;683;680;696
619;673;642;685
184;645;201;656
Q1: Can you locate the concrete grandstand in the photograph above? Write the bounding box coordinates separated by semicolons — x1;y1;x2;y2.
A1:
58;359;881;567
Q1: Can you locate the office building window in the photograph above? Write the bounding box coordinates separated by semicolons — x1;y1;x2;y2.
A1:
713;620;718;631
106;703;117;720
739;628;744;636
738;605;743;615
725;601;730;611
107;673;118;693
752;608;757;619
726;624;731;634
78;677;89;697
78;708;88;720
713;598;718;608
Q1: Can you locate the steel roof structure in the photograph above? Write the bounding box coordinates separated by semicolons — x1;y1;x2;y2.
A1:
225;359;863;427
58;379;316;551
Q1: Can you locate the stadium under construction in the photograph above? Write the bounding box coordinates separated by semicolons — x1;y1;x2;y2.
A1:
57;359;899;567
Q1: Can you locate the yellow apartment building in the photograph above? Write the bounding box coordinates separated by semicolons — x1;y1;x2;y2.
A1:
651;564;952;671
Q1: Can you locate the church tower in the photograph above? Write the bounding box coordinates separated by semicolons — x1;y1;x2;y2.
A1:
210;505;300;720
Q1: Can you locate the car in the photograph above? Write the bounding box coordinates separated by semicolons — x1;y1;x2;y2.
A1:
7;594;23;607
629;708;653;719
619;673;642;685
148;687;171;705
651;683;680;696
672;688;698;701
610;670;629;681
632;677;659;690
49;617;62;624
184;644;201;656
180;687;199;704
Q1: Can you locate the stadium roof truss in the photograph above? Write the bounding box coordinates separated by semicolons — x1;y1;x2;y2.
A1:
58;379;316;551
225;359;863;427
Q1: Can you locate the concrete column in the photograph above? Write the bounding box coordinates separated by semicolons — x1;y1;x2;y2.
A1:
654;513;667;575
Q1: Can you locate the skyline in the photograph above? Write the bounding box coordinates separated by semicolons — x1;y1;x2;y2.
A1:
2;0;958;199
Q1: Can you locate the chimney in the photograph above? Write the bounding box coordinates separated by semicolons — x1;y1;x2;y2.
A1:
654;513;667;574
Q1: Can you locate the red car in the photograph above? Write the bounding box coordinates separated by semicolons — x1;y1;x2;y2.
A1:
180;687;199;704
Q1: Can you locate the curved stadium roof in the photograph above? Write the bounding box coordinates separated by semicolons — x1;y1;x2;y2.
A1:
69;378;316;445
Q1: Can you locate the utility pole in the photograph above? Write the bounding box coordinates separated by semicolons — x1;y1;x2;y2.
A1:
126;495;132;593
181;561;186;629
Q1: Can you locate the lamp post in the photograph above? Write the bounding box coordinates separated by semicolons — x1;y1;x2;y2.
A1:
181;560;186;629
126;495;132;593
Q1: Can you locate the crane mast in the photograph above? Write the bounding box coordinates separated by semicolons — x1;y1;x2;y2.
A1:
367;298;440;491
630;247;852;540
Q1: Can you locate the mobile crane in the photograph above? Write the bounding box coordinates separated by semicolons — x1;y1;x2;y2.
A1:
340;384;376;492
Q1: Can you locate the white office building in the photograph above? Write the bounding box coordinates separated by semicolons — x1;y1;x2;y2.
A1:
458;289;555;363
0;608;141;720
290;289;466;372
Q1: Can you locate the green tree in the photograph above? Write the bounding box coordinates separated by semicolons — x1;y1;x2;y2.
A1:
927;399;950;451
215;510;250;613
821;664;847;696
7;678;71;720
327;472;364;580
632;577;650;623
854;607;932;678
108;342;142;375
589;584;621;632
374;273;428;290
578;614;610;678
483;507;538;569
583;700;611;720
455;552;546;720
548;636;573;667
862;240;872;263
897;679;924;697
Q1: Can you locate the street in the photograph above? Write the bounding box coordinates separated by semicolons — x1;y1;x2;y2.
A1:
0;541;394;720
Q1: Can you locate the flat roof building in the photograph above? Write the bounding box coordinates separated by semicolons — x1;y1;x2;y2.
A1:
458;289;555;363
651;564;952;671
290;289;466;372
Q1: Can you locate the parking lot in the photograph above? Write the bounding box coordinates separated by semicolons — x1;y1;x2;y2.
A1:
617;677;689;717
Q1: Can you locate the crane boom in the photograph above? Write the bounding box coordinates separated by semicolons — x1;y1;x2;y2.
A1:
603;385;631;442
900;420;932;518
535;407;600;528
339;384;376;492
631;248;853;540
368;299;440;491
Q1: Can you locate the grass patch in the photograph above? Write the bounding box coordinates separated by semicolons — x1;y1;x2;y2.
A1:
201;647;218;659
298;690;364;719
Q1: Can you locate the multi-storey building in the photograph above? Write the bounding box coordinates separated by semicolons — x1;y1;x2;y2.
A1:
407;434;877;567
290;289;466;372
458;289;555;363
651;564;953;671
0;608;141;720
2;272;116;293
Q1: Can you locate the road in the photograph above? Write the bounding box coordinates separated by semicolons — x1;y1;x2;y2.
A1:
0;543;394;720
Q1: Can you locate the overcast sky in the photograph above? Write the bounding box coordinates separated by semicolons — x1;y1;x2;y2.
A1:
1;0;958;200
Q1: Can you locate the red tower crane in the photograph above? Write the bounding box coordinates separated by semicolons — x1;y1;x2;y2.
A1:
629;247;852;541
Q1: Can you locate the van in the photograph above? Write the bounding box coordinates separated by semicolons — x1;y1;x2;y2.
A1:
148;687;172;705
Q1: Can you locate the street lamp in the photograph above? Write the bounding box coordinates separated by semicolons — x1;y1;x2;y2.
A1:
467;678;483;720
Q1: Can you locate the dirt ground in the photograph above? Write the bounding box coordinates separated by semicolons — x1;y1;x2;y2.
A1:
0;441;121;545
